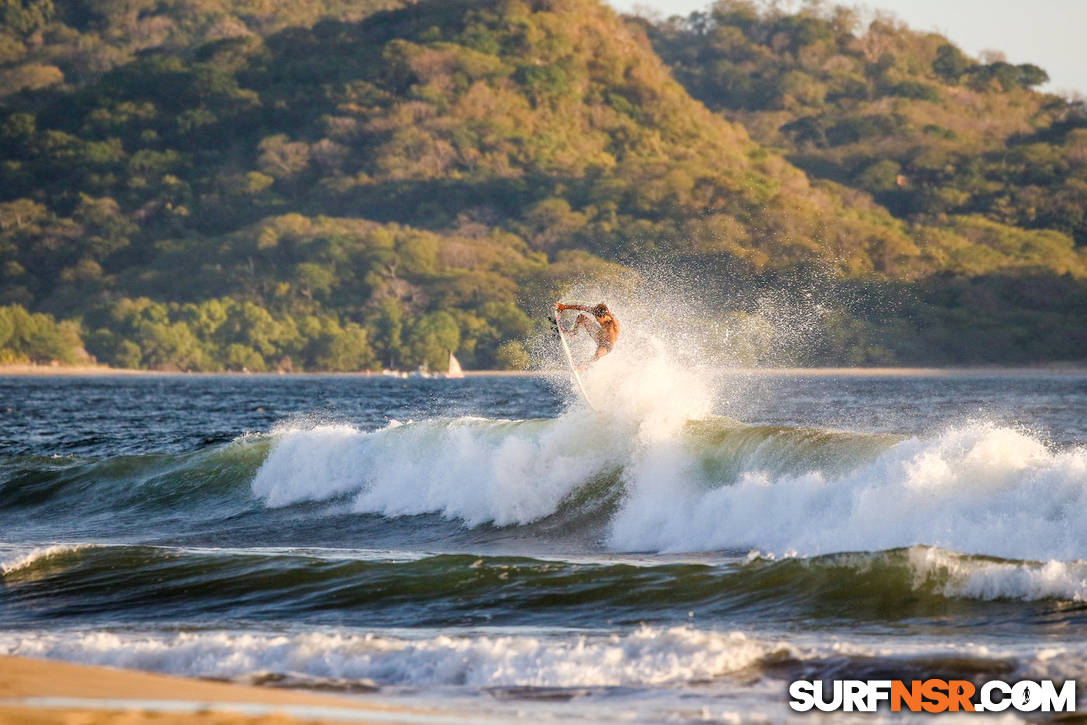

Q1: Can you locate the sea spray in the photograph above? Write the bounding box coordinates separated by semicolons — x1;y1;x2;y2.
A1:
542;295;718;427
545;263;840;362
542;269;840;428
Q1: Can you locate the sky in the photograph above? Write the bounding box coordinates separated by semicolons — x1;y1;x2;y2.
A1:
609;0;1087;97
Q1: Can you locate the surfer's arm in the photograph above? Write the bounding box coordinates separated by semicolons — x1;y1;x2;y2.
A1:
554;303;595;337
555;311;595;338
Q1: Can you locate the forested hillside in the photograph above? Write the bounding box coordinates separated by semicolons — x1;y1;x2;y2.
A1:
642;1;1087;250
1;0;1084;370
0;0;403;96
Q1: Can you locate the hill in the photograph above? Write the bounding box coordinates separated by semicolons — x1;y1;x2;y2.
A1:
0;0;402;96
640;0;1087;249
1;0;1084;369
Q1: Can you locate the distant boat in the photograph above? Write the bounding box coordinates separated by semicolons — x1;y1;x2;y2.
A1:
446;352;464;378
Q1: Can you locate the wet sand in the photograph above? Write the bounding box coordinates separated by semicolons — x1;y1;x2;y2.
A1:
0;656;445;725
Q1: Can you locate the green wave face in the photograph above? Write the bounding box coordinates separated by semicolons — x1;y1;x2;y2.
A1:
682;418;897;487
0;438;270;511
2;544;1082;629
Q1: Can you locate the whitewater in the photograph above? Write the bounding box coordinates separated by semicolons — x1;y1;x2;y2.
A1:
2;322;1086;721
250;415;1087;562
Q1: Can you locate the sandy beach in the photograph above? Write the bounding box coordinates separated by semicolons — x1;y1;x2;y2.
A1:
0;656;438;725
0;364;154;376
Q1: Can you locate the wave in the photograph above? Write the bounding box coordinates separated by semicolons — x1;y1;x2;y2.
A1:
0;440;268;514
610;422;1087;560
907;546;1087;601
252;417;630;527
0;544;91;575
249;415;893;529
4;545;1086;631
0;626;793;690
6;623;1074;692
3;408;1086;562
251;417;1087;561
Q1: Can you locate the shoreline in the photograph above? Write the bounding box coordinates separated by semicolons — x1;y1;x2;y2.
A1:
2;364;1086;377
0;654;444;724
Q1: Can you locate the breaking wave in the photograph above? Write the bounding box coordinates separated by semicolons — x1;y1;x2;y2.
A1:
0;626;786;689
4;622;1078;693
248;417;1086;561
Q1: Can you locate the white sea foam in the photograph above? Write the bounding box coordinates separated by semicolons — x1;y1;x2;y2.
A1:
252;416;628;526
253;414;1087;566
252;422;373;507
7;625;1084;700
0;627;789;688
0;544;89;575
608;423;1087;562
908;546;1087;602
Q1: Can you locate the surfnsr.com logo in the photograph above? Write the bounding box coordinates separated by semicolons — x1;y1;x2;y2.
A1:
789;679;1076;713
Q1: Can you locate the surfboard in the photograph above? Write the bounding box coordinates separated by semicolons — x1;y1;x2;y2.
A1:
554;310;596;411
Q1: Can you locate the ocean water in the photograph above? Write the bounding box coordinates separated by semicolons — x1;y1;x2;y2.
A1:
1;366;1086;723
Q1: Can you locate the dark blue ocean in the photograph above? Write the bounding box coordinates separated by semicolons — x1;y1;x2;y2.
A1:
2;370;1086;722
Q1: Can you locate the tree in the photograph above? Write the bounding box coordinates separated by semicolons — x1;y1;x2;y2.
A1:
0;304;83;364
494;339;529;369
369;298;405;369
407;310;460;371
932;44;970;82
1017;64;1048;88
317;322;375;371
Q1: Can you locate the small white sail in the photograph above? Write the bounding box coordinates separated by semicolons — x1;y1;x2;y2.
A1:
446;352;464;378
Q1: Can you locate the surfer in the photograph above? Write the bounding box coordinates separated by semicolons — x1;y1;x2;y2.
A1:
553;302;620;367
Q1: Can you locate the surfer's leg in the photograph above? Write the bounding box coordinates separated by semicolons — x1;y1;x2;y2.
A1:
576;345;609;370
